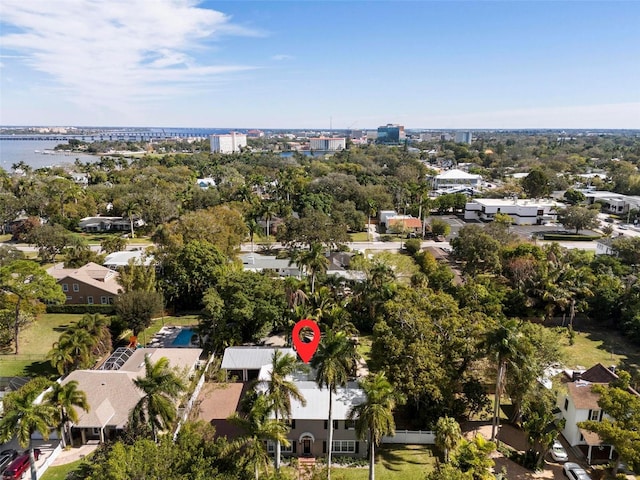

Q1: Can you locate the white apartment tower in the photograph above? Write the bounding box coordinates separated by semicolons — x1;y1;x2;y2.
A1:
309;137;346;152
210;132;247;154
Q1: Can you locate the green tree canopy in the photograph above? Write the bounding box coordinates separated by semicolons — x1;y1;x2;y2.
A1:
557;205;599;234
0;260;65;354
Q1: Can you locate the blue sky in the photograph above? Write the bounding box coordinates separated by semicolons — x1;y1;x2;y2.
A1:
1;0;638;129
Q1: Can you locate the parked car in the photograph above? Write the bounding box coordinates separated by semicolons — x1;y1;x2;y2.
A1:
0;450;18;474
2;454;30;480
563;462;592;480
550;440;568;462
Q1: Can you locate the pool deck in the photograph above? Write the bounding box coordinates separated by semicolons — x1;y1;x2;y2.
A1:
148;325;197;348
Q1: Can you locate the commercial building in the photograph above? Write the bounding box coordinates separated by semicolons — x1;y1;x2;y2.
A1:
210;132;247;154
430;169;482;190
455;131;473;144
464;198;564;225
309;137;346;152
376;124;405;144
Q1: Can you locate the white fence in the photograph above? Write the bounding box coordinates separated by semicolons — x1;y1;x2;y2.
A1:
381;430;435;445
173;353;216;440
36;442;63;480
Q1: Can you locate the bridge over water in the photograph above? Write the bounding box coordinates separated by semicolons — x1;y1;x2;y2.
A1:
0;130;217;142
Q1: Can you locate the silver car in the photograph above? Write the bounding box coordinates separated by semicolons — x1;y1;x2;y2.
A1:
563;462;592;480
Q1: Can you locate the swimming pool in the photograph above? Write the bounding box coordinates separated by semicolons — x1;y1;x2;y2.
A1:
172;328;195;347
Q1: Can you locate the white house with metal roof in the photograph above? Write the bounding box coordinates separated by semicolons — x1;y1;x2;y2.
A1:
103;250;155;269
240;253;301;277
221;346;367;458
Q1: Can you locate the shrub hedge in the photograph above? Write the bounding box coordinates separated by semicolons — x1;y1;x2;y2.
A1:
541;234;599;241
46;304;116;315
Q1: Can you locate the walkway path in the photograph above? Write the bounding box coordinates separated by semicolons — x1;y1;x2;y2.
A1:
51;443;100;466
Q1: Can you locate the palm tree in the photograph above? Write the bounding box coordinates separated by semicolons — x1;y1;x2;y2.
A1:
47;343;75;376
367;200;377;242
435;416;462;463
0;386;57;480
483;318;521;444
44;380;89;447
227;394;290;480
291;243;329;293
311;330;358;480
122;199;140;239
348;372;399;480
262;350;306;471
77;313;112;358
129;356;186;442
261;200;278;239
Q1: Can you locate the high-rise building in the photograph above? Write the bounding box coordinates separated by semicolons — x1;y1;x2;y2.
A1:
455;131;473;144
376;124;405;144
210;132;247;153
309;137;346;151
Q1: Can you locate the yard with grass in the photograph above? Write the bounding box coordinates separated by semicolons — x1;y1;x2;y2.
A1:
42;445;435;480
349;232;371;242
0;313;201;377
0;313;83;377
40;460;86;480
559;323;640;376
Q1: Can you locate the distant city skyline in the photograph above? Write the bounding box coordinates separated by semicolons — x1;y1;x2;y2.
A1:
1;1;639;129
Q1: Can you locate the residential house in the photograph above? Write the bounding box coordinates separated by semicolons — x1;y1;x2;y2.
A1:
267;380;366;458
595;237;616;256
326;252;366;282
47;262;121;305
378;210;422;233
195;177;216;189
61;347;203;444
221;347;367;458
558;363;640;464
103;250;155;270
221;347;296;382
239;253;301;278
79;216;145;233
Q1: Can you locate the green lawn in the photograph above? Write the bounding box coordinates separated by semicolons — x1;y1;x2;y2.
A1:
312;445;437;480
349;232;370;242
41;445;435;480
560;325;640;376
0;313;83;377
40;460;87;480
77;232;154;245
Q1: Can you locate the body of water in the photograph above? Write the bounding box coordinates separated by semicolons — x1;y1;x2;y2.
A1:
171;328;196;347
0;139;100;170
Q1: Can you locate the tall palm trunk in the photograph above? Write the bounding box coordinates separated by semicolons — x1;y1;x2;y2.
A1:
275;410;281;471
369;431;375;480
29;445;37;480
327;389;334;480
491;360;505;444
13;297;21;355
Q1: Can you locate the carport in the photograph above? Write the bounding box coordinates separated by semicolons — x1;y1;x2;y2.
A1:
578;428;614;464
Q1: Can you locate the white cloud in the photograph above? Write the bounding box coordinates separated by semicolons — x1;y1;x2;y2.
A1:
271;54;295;61
0;0;260;113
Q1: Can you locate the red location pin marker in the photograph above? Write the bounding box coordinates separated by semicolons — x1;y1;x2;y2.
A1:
292;318;320;364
